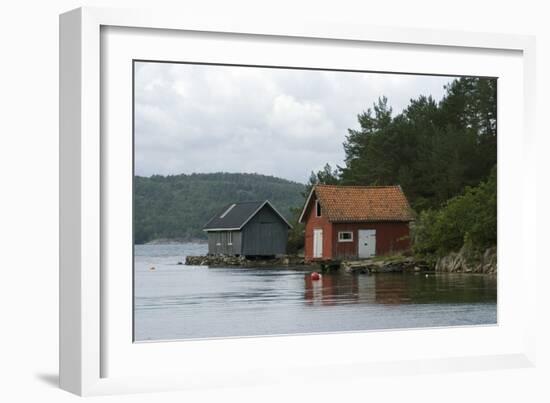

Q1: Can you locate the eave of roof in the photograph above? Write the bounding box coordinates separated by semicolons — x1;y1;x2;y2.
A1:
203;227;241;232
298;187;315;223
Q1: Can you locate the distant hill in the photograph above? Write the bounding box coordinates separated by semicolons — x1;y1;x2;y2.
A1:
134;172;306;244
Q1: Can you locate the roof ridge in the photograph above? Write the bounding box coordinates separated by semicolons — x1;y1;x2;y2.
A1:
232;200;266;204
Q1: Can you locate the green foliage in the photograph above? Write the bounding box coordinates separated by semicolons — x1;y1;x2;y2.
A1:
303;163;340;198
286;207;305;254
413;167;497;256
134;172;305;244
287;163;340;253
339;77;497;212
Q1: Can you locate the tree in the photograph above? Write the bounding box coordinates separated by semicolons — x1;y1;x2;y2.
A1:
303;163;340;197
339;78;497;213
284;163;341;254
413;167;497;255
340;96;394;185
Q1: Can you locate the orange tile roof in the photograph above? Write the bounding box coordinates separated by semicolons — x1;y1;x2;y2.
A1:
309;185;414;222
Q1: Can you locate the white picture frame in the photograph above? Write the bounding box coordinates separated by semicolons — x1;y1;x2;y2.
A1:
59;6;537;396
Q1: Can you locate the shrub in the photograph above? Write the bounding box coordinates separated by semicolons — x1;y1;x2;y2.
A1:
413;166;496;256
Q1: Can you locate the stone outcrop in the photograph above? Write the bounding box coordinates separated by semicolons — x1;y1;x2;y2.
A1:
185;247;497;275
341;256;432;274
185;255;305;267
435;246;496;274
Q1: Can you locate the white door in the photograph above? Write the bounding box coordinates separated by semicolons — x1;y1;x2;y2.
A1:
358;229;376;258
313;229;323;258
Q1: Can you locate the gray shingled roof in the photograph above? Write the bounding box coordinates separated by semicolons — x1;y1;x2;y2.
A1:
203;200;291;231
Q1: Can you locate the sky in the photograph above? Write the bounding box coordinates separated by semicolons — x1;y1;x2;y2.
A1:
134;62;455;184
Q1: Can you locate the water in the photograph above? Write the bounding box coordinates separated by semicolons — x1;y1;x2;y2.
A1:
134;243;497;341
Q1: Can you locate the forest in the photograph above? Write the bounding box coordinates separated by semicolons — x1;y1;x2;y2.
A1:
294;76;497;256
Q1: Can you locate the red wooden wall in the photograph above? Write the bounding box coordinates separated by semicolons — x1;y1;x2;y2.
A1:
303;199;334;261
331;221;410;259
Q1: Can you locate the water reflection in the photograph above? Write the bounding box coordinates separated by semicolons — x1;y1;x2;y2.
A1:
304;272;496;306
304;274;359;305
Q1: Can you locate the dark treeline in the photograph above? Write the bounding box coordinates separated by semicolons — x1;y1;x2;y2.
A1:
302;77;497;255
134;172;305;244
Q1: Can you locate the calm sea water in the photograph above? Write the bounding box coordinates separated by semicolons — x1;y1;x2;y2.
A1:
134;243;497;341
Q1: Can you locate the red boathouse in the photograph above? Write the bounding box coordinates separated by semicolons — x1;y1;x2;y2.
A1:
298;185;415;261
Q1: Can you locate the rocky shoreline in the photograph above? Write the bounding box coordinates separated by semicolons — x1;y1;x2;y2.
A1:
185;254;433;273
185;254;305;267
184;246;496;275
340;257;432;274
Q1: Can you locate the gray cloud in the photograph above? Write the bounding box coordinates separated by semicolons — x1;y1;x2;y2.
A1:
134;62;454;183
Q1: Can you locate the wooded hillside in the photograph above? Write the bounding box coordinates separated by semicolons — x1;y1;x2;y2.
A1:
134;172;305;244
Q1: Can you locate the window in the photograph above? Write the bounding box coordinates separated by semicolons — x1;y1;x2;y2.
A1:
227;231;233;245
338;231;353;242
315;200;322;217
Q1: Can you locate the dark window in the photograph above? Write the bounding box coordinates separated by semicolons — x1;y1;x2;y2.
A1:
316;200;321;217
338;231;353;242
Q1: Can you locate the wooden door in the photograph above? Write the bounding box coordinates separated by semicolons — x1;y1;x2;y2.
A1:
358;229;376;258
313;229;323;258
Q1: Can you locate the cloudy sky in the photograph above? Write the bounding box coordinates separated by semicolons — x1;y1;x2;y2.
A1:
134;62;455;184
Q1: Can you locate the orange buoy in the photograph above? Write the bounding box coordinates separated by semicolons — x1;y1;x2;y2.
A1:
311;271;321;281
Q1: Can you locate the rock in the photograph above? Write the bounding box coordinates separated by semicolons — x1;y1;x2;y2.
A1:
184;254;306;267
340;255;435;274
435;246;496;274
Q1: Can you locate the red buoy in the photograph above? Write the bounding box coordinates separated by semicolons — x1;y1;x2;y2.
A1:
311;272;321;281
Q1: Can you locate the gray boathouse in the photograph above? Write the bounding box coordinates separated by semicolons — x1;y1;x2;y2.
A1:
203;200;292;257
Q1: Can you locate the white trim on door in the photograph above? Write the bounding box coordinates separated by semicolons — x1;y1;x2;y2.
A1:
313;228;323;258
358;229;376;258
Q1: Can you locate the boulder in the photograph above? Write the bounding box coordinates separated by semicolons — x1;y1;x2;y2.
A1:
435;246;496;274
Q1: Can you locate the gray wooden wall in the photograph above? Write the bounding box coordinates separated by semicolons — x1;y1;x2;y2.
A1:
207;231;242;255
241;206;288;256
